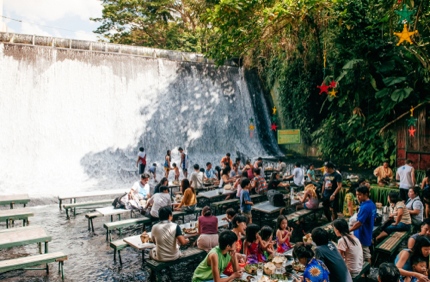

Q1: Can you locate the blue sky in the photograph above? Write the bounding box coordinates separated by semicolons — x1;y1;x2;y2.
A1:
2;0;103;41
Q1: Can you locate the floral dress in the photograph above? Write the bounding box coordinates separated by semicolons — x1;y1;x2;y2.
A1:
303;258;330;282
246;242;265;264
276;230;293;253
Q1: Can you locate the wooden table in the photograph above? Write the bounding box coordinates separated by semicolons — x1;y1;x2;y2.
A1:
198;189;235;199
95;206;132;221
168;182;181;197
123;235;156;268
0;225;51;253
0;208;34;228
58;189;128;210
0;194;30;209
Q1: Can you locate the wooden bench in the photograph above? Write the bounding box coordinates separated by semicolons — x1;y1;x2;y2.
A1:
0;251;68;280
146;247;206;281
104;217;151;241
374;231;409;265
85;207;133;233
210;199;239;215
0;194;30;209
58;189;127;210
0;225;52;254
63;199;114;219
353;261;370;282
0;208;34;228
85;212;103;233
110;239;129;265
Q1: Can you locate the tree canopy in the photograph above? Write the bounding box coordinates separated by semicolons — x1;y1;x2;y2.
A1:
93;0;430;167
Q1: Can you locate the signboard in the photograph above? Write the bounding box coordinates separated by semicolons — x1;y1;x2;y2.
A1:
277;129;301;144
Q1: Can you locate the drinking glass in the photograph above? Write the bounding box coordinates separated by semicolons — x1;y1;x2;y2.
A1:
257;263;264;278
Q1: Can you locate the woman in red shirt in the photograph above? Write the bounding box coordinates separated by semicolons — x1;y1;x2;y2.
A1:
197;206;218;252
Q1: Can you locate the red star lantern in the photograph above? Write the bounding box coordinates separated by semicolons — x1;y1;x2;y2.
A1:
271;123;278;131
409;126;416;137
329;80;337;88
317;83;329;95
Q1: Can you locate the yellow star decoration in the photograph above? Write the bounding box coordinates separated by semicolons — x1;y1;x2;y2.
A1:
272;106;277;115
410;106;415;116
394;24;417;46
328;88;337;97
249;124;255;131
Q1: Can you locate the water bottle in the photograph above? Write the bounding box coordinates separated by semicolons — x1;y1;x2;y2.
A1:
290;186;294;200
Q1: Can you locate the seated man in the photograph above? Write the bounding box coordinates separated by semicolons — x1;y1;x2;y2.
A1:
251;168;268;195
192;230;243;282
150;206;189;262
147;185;172;218
312;227;353;282
126;173;151;211
284;162;304;188
204;162;218;181
374;161;394;186
277;159;287;176
190;164;204;189
378;262;400;282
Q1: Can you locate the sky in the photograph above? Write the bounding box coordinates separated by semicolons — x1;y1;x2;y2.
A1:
1;0;103;41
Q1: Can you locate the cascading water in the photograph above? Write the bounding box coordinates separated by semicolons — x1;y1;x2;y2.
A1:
0;34;282;198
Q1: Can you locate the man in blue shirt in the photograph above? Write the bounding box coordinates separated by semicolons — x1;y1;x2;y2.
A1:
240;178;253;223
204;162;218;180
350;185;376;263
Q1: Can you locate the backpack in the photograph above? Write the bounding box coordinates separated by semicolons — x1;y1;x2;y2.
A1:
268;189;285;207
112;193;127;209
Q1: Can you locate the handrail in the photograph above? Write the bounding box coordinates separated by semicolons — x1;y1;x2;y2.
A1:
0;32;236;66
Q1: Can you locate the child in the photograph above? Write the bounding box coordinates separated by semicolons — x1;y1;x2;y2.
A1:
148;163;157;182
404;256;428;282
222;208;237;229
240;178;253;223
172;163;180;181
259;226;275;259
276;215;293;253
244;224;265;264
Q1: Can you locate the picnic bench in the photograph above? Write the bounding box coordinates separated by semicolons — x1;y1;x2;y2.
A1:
353;261;370;282
0;194;30;209
374;231;409;265
104;217;151;241
0;251;68;280
0;225;51;254
0;208;34;228
58;189;127;210
63;199;114;219
85;206;132;233
146;247;206;281
210;199;239;215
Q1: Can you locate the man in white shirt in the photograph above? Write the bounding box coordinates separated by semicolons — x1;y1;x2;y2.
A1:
284;162;304;187
277;159;287;176
131;173;151;199
396;159;415;202
190;164;204;189
136;147;146;174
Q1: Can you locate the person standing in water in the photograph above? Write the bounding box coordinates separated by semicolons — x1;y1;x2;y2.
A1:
136;147;146;175
164;150;172;178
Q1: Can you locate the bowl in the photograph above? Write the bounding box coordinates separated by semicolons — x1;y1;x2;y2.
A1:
263;262;276;275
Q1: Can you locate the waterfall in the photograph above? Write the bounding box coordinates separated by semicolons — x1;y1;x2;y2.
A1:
0;35;281;197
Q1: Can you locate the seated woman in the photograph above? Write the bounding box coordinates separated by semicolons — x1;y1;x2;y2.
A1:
343;184;358;218
395;236;430;282
267;172;289;190
174;179;196;212
197;206;219;252
408;219;430;249
153;177;168;194
293;242;330;282
242;159;254;179
421;169;430;218
220;167;237;200
296;184;319;210
223;214;247;275
375;191;411;242
333;218;363;278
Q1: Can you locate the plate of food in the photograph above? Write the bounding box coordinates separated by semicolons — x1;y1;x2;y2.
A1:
292;261;305;272
244;264;258;275
264;262;276;275
183;228;198;234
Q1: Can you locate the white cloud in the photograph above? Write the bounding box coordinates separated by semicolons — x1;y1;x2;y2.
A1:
20;21;52;37
4;0;102;22
74;30;98;41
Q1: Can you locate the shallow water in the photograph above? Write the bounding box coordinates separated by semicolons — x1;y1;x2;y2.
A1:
0;202;155;282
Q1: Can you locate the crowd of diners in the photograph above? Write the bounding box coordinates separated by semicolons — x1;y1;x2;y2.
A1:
132;150;430;281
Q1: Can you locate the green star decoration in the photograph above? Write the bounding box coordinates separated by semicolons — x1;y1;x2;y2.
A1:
249;118;254;123
395;4;415;24
271;116;277;122
407;117;417;127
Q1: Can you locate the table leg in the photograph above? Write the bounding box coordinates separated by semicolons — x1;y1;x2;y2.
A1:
59;199;62;210
38;242;42;254
45;241;48;253
111;215;113;222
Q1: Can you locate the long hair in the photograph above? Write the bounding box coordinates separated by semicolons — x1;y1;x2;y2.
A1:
333;219;357;248
304;184;317;198
181;178;193;194
268;172;279;189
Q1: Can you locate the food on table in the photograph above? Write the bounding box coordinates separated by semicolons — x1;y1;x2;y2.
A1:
264;262;276;275
140;231;150;243
258;276;272;282
244;264;258;274
183;228;198;234
303;233;312;243
292;261;306;272
272;256;285;268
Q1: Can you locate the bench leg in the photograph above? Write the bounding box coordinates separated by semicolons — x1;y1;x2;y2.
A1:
106;230;109;241
46;263;49;274
45;241;48;253
119;250;123;266
38;242;42;254
66;209;70;220
59;200;62;210
90;219;95;233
